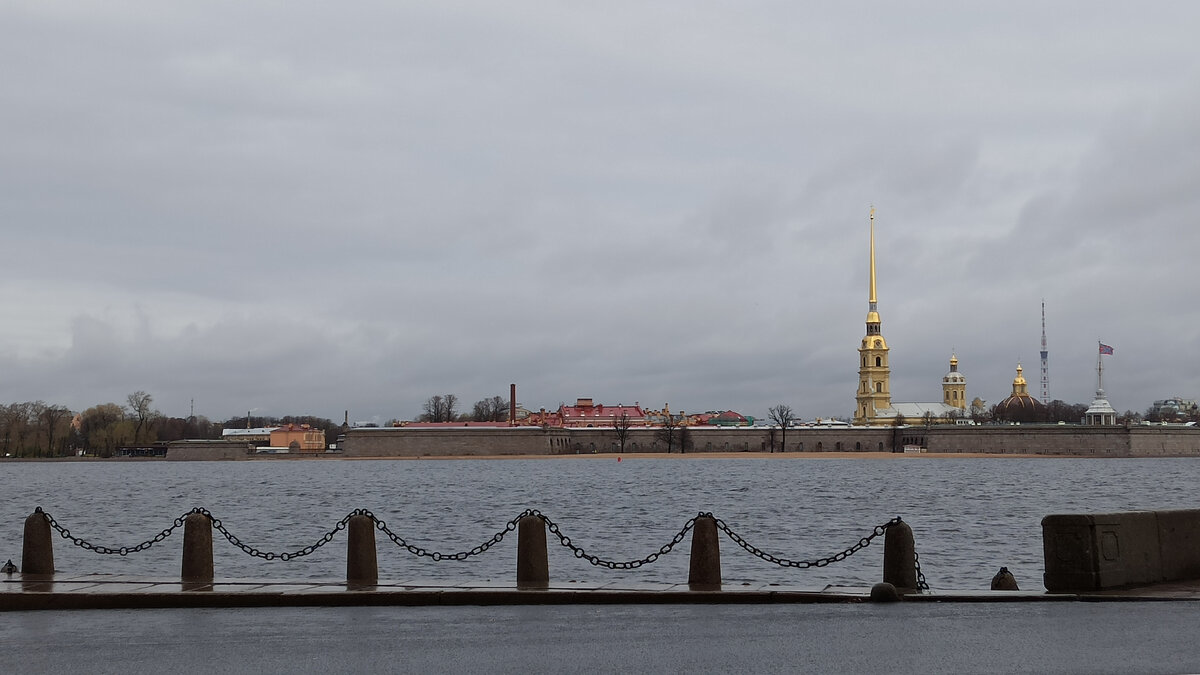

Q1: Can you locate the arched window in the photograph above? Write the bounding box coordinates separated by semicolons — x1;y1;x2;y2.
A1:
875;382;883;393
875;356;882;367
816;442;823;451
855;442;861;450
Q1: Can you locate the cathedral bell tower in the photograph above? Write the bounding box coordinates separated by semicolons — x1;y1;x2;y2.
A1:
855;208;891;424
942;354;966;410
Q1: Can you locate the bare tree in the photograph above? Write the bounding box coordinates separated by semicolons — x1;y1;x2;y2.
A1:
420;395;443;422
471;395;511;422
655;413;679;453
420;394;459;423
0;403;34;457
767;404;795;453
38;403;72;457
126;391;157;444
470;399;491;422
614;412;633;454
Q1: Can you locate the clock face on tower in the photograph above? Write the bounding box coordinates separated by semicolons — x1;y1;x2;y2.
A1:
874;339;882;348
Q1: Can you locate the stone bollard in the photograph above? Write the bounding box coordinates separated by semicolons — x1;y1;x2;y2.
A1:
991;566;1019;591
688;515;722;590
346;514;378;585
21;511;54;576
181;512;214;583
516;514;549;588
883;520;918;592
870;582;902;602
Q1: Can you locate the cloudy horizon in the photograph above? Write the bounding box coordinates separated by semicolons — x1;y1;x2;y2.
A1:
3;2;1198;424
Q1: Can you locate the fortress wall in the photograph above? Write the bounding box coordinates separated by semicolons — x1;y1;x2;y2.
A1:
344;426;900;456
165;441;251;461
342;427;571;457
925;426;1132;456
340;424;1200;458
1128;427;1200;456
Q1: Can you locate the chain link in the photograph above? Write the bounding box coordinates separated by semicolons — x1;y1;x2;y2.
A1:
34;506;930;588
366;508;527;561
203;507;357;561
537;510;697;569
36;505;190;556
914;549;930;590
713;514;900;569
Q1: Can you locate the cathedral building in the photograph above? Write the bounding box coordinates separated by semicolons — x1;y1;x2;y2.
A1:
854;209;965;425
993;364;1046;422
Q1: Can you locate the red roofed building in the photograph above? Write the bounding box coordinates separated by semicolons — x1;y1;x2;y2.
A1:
554;398;647;428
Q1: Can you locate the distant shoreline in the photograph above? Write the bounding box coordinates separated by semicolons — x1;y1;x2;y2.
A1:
1;451;1100;462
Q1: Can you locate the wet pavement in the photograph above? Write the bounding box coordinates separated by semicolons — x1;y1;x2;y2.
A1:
4;573;1200;611
4;602;1200;674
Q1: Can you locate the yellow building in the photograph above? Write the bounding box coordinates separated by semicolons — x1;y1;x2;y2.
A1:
854;209;965;425
942;355;967;410
269;424;326;453
855;209;892;424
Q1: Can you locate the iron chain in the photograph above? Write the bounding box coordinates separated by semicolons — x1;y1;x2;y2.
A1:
714;514;899;567
537;510;697;569
202;507;355;561
914;549;930;590
366;508;526;561
35;506;931;588
37;506;187;556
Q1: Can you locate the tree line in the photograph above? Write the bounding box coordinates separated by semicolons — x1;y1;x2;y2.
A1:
0;391;339;458
411;394;510;423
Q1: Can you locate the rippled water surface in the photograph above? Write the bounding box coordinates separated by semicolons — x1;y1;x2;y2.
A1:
3;457;1198;590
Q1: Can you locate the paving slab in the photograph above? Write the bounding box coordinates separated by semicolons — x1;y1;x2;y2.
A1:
7;575;1200;611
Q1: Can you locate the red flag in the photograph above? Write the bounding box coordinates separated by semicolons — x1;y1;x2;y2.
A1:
1099;343;1114;355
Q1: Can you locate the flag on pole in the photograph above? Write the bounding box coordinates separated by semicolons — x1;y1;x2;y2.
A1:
1099;343;1114;355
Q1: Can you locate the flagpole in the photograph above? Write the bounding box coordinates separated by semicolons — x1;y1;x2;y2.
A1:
1097;340;1104;391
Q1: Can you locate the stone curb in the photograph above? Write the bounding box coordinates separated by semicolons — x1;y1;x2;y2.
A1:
3;587;1197;611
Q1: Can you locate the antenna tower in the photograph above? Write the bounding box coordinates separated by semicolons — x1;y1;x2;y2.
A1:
1040;300;1049;404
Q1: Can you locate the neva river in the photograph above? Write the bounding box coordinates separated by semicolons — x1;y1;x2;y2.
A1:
2;456;1197;590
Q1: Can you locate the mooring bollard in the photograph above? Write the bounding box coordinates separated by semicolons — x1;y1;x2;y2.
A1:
883;520;918;592
516;514;549;588
991;566;1019;591
346;514;378;585
21;511;54;576
870;582;902;602
181;512;214;583
688;515;721;590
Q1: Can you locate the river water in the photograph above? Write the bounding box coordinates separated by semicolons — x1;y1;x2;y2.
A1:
2;456;1197;590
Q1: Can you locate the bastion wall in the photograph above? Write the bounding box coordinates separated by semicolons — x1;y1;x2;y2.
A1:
340;425;1200;458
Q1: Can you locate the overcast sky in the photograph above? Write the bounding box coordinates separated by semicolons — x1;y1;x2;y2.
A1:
3;2;1198;423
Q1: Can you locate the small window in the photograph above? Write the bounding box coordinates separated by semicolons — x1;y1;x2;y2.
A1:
875;356;882;367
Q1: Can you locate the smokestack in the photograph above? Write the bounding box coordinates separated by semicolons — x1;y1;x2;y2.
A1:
510;383;517;426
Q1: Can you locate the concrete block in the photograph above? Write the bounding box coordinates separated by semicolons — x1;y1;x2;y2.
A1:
1154;509;1200;582
1042;511;1162;591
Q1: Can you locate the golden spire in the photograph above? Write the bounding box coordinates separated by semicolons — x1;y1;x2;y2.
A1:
869;207;877;305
